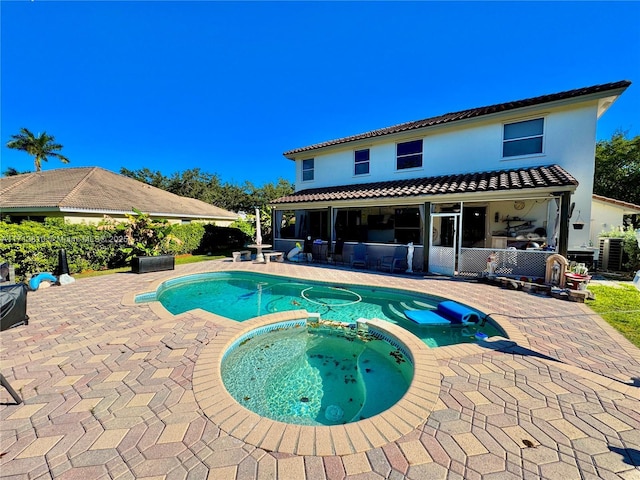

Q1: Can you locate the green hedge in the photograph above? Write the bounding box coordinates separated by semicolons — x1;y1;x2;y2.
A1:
0;218;250;280
599;226;640;271
166;223;206;255
197;224;250;254
0;219;125;279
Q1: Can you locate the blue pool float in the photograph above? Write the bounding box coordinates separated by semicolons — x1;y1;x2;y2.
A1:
404;300;480;326
29;272;58;291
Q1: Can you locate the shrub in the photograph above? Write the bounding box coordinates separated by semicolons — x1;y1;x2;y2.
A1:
167;223;206;255
0;218;124;279
599;226;640;271
229;218;255;240
197;225;250;254
100;209;180;261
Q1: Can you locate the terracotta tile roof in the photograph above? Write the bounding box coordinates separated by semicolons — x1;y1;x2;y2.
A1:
271;165;578;204
0;167;238;219
592;194;640;213
284;80;631;157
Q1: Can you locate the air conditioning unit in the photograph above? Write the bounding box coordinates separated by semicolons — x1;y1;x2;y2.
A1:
599;238;623;271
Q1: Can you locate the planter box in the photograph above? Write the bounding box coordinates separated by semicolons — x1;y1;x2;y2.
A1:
131;255;175;274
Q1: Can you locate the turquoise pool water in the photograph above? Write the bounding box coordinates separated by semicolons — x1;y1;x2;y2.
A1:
221;322;413;426
137;271;505;347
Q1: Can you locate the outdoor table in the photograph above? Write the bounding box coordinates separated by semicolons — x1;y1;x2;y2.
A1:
247;244;272;263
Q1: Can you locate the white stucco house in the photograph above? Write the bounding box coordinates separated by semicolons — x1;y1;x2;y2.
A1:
271;80;631;277
590;194;640;246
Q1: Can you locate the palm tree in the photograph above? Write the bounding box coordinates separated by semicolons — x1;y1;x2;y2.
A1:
2;167;30;177
6;128;70;172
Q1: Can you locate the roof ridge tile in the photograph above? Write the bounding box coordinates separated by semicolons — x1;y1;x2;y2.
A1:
62;167;99;204
284;80;631;156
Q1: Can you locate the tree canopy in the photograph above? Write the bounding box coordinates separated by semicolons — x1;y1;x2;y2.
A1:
119;167;294;213
594;131;640;206
6;128;70;172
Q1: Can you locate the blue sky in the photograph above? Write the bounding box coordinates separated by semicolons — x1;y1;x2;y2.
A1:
2;1;639;186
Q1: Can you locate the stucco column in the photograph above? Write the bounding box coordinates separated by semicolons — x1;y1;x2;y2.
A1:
558;191;571;257
422;202;431;272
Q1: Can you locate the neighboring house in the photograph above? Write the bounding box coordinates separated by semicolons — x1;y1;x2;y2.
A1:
0;167;239;226
271;80;631;276
590;194;640;246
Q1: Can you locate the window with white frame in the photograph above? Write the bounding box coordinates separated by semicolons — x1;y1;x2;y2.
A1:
302;158;314;181
503;118;544;157
354;148;370;175
396;139;423;170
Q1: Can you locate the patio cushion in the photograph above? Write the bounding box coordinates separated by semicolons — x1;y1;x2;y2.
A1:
436;301;480;324
404;301;480;325
404;309;451;326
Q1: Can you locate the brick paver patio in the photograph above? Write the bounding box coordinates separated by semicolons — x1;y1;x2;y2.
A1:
1;259;639;479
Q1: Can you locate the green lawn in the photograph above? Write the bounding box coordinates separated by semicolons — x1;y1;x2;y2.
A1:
74;254;225;279
586;284;640;348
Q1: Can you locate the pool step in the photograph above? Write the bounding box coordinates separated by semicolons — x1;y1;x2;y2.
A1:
400;302;418;311
413;300;433;308
382;303;409;323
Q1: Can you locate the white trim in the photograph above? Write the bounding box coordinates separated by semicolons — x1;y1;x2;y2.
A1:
395;138;424;171
0;206;236;220
353;148;371;176
301;157;315;182
501;116;546;159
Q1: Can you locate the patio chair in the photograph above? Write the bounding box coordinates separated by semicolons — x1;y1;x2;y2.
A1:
312;241;328;263
302;237;313;262
331;239;345;264
378;245;408;273
350;243;369;269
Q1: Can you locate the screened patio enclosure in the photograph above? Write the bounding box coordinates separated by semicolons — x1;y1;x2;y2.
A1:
271;196;569;278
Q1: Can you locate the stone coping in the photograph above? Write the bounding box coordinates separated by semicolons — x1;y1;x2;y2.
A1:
123;267;527;352
191;310;441;455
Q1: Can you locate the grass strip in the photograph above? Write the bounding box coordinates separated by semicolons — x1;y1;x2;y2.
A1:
586;284;640;348
75;254;225;278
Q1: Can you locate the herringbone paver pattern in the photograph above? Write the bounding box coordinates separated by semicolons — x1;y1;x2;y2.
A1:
1;259;638;479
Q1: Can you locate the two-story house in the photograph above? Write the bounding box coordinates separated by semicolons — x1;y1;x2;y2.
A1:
271;80;631;277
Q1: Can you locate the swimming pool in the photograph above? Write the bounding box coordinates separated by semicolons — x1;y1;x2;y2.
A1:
221;319;413;426
136;271;505;347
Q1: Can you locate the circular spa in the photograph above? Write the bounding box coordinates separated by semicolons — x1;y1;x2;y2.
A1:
221;319;413;426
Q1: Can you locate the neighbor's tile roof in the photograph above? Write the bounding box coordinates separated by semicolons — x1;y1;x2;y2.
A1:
592;194;640;213
284;80;631;157
271;165;578;204
0;167;238;219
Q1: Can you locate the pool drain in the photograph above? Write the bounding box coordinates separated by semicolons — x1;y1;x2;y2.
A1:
325;404;344;422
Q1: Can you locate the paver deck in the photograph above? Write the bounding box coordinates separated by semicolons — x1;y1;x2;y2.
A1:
1;259;639;479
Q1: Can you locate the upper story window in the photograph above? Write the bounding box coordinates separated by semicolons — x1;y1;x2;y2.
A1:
354;149;370;175
302;158;314;181
396;139;423;170
503;118;544;157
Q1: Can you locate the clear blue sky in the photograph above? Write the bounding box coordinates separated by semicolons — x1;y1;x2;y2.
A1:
2;1;639;186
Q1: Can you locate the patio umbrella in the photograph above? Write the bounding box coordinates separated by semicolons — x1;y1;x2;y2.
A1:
552;198;560;248
255;207;262;246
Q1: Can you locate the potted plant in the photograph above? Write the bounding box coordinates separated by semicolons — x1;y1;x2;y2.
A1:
572;210;585;230
120;209;180;273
